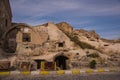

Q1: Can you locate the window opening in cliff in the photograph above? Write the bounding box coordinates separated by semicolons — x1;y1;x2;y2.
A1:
22;33;31;42
55;55;68;70
58;42;64;47
5;19;8;27
34;59;45;69
76;53;79;55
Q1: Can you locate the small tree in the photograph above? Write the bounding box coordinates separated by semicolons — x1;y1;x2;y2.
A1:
89;60;96;69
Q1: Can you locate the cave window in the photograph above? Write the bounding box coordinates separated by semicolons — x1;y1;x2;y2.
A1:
58;42;64;47
76;53;79;55
5;19;8;27
22;33;31;42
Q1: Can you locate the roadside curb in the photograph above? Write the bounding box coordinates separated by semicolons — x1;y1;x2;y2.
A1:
0;69;119;75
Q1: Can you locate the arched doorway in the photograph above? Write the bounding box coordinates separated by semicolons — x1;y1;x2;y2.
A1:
55;55;68;70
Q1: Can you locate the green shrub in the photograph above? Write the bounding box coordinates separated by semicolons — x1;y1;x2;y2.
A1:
89;60;97;69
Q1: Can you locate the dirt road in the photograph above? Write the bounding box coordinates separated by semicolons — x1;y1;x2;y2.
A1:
0;72;120;80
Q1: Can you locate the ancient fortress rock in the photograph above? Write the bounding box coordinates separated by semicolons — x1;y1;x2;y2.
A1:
0;0;120;70
56;22;73;34
34;22;74;49
0;21;120;70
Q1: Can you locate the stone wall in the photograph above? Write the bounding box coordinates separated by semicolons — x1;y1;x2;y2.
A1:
0;0;12;39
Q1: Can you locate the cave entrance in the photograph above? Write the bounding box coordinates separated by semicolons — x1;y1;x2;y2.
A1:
55;55;68;70
34;59;45;69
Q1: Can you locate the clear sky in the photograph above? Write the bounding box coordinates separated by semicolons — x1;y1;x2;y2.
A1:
10;0;120;39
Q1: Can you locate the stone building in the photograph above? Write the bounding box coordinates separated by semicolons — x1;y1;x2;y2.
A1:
0;0;12;39
3;23;48;54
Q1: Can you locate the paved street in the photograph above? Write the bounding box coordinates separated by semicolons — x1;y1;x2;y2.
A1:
0;72;120;80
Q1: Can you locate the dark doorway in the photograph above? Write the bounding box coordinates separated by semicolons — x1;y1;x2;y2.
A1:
55;55;68;70
34;59;44;69
58;42;64;47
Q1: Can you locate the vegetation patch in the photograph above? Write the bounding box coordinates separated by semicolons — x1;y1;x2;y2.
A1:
87;53;99;58
66;33;95;49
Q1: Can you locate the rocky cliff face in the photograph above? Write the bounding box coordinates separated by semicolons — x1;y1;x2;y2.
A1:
73;29;100;41
0;21;120;69
56;22;73;34
56;22;120;67
101;38;120;43
34;22;75;49
56;22;120;51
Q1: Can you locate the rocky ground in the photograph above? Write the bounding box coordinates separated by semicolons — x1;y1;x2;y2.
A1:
0;72;120;80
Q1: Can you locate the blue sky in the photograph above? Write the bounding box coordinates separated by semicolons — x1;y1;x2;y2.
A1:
10;0;120;39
